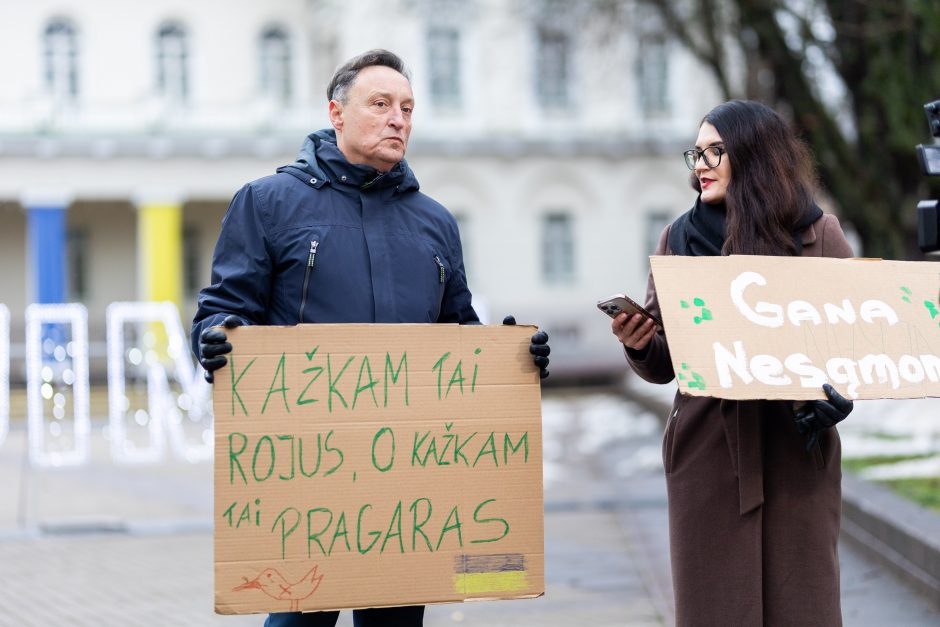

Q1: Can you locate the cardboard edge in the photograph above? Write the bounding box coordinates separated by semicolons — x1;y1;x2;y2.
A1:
214;590;547;616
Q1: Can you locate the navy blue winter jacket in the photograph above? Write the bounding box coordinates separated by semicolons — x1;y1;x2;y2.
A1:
191;129;478;355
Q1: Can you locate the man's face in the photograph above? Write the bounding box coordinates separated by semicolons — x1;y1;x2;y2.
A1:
329;65;414;173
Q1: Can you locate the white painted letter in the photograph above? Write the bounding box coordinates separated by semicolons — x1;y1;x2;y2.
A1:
713;340;753;388
921;354;940;382
898;355;925;384
823;300;856;325
750;354;790;385
784;353;828;388
730;272;784;327
857;353;900;390
826;357;861;399
859;300;899;326
787;301;822;326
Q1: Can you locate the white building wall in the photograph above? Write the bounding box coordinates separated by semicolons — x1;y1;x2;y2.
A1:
0;0;730;381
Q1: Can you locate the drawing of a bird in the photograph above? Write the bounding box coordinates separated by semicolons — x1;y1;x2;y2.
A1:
233;565;325;611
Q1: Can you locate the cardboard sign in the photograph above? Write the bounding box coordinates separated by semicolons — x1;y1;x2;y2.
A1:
213;324;544;615
649;255;940;400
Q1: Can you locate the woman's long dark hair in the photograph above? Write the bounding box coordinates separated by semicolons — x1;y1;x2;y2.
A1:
704;100;818;256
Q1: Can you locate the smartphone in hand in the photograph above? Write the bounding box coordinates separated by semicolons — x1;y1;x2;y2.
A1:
597;293;663;329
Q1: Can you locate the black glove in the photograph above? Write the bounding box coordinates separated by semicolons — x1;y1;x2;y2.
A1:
793;383;853;451
502;315;550;380
198;315;243;383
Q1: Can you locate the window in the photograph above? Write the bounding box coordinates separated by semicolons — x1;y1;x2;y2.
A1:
156;23;189;103
260;26;292;103
66;228;89;301
44;19;79;102
541;212;575;283
427;26;461;108
183;226;201;299
535;27;570;109
637;34;670;117
645;210;671;263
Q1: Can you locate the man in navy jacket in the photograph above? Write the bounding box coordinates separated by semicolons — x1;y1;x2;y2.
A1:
192;49;549;627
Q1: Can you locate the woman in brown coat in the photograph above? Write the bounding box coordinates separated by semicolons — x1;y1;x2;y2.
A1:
612;100;856;626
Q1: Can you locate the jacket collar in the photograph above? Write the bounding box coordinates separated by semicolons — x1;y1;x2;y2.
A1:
800;220;818;246
278;128;420;193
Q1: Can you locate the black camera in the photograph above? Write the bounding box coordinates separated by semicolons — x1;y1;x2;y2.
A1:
916;99;940;253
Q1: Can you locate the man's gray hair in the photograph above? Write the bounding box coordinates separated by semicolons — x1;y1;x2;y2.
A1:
327;49;411;103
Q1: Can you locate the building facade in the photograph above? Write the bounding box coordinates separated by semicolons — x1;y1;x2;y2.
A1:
0;0;726;382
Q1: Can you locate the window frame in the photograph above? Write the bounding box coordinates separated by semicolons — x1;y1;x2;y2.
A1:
541;211;576;284
427;25;462;109
155;22;190;104
535;26;571;110
259;25;292;104
43;18;79;102
636;32;671;118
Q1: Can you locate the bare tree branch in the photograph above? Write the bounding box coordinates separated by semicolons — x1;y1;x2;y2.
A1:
638;0;734;97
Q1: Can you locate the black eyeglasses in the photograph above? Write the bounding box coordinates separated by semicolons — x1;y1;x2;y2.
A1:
683;146;725;170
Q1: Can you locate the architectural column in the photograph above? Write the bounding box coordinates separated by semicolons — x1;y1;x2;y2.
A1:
135;193;184;362
136;194;183;310
21;191;73;366
22;191;71;306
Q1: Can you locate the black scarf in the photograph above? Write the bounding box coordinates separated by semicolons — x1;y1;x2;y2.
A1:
667;196;823;256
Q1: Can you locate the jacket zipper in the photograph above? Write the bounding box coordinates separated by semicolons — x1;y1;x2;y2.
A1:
298;240;318;322
434;255;445;284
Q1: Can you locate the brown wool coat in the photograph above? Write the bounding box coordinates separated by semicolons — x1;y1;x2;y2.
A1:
627;214;855;627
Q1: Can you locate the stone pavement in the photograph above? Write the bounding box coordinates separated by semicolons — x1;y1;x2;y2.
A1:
0;389;937;626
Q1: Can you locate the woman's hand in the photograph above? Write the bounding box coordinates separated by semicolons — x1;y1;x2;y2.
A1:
793;383;854;451
611;312;658;351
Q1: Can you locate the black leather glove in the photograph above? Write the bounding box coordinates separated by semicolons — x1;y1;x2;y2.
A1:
198;315;243;383
793;383;853;451
502;315;550;380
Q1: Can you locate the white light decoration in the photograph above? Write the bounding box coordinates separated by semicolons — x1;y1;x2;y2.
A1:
0;304;9;447
106;302;212;464
25;303;90;467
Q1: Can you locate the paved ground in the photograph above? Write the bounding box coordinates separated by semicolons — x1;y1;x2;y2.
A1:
0;388;937;626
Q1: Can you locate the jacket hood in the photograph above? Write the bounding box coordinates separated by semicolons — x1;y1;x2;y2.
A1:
278;128;420;192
